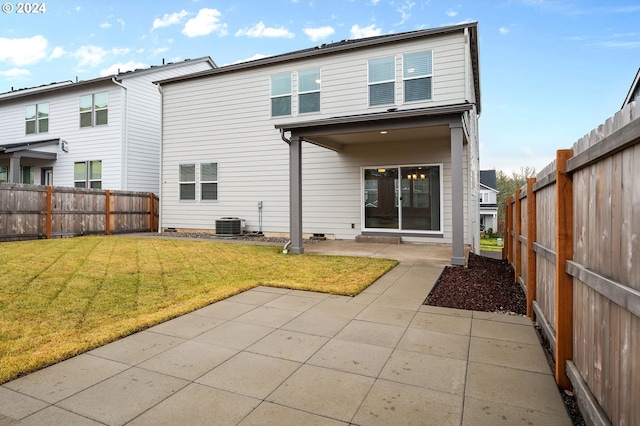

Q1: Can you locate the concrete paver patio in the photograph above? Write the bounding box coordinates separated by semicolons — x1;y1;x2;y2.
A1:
0;240;572;425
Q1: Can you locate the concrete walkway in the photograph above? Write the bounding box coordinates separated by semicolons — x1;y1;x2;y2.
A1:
1;240;571;425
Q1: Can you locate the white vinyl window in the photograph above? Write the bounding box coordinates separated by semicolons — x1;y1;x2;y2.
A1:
270;73;292;117
80;92;108;127
368;56;396;107
298;69;321;114
179;164;196;201
200;163;218;201
74;161;102;188
25;103;49;134
403;51;433;102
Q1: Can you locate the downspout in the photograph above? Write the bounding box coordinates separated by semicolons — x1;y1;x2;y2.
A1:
111;77;128;190
280;128;291;251
157;83;164;233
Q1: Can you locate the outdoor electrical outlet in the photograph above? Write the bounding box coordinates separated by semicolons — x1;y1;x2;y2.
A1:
351;223;355;229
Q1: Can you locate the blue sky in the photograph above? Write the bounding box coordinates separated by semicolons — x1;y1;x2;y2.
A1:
1;0;638;174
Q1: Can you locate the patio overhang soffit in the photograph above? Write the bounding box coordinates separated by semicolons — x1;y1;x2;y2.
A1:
275;103;473;152
0;138;60;160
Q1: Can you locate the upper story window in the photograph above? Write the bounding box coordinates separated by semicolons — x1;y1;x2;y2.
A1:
25;103;49;134
368;56;396;107
270;74;291;117
298;69;321;114
80;92;108;127
403;51;433;102
74;160;102;189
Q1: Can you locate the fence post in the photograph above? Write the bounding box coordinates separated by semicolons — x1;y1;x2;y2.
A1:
503;196;512;260
526;177;537;319
148;192;154;232
105;190;111;236
46;186;52;239
514;188;522;285
555;149;574;390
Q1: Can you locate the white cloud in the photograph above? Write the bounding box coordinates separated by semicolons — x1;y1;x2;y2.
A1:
227;53;271;65
350;24;382;39
0;68;30;79
152;10;189;30
152;47;169;55
100;61;148;76
235;22;294;38
182;8;227;37
73;46;130;68
100;22;111;29
499;27;510;35
0;35;48;66
396;1;415;25
303;26;335;42
49;46;66;60
446;9;458;17
117;18;125;30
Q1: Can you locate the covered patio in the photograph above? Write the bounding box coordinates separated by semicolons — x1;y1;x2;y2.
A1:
276;103;475;266
0;138;60;184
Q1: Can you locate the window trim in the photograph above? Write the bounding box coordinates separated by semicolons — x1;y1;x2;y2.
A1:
367;56;397;108
80;92;108;128
25;102;49;135
297;68;321;115
178;163;196;201
200;162;218;201
402;50;433;103
74;160;102;189
270;73;292;117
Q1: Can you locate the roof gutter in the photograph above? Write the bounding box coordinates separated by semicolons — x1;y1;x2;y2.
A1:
111;77;129;190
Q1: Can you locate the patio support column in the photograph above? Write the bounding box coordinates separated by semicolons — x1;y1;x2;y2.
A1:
9;154;21;183
450;122;465;266
289;135;304;254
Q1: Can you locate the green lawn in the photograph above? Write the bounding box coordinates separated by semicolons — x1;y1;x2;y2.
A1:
0;236;397;383
480;236;504;252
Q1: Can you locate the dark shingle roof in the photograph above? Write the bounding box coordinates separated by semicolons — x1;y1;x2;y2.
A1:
480;169;497;190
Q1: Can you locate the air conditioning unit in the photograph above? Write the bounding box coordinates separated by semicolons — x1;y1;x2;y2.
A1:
215;217;243;236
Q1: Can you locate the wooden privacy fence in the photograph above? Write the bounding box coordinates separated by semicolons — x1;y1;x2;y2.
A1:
504;101;639;426
0;184;159;241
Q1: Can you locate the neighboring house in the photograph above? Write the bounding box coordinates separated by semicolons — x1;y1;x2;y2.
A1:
157;22;481;265
622;67;639;108
479;169;498;233
0;57;215;193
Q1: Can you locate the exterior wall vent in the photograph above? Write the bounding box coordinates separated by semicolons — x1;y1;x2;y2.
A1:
215;217;243;236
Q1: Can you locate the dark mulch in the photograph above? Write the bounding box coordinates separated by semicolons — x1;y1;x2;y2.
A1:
424;252;585;426
424;252;526;315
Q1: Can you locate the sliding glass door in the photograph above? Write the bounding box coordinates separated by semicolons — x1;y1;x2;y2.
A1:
363;165;441;232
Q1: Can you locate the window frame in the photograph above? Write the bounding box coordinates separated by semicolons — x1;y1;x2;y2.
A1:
368;56;396;107
179;163;196;201
297;68;321;114
20;165;35;184
25;102;49;135
0;165;7;183
200;162;218;201
270;73;292;117
402;50;433;103
80;92;109;128
74;160;102;189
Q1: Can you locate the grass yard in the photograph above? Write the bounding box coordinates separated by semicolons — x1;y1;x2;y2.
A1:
479;236;504;252
0;236;397;383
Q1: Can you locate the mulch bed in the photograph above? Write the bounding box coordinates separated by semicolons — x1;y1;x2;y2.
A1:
423;252;585;425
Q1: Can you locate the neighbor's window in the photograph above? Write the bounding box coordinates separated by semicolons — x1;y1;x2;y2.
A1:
74;160;102;188
21;166;35;184
0;166;7;183
298;69;321;114
25;103;49;134
200;162;218;201
368;56;395;106
270;73;291;117
179;164;196;201
403;51;433;102
80;92;108;127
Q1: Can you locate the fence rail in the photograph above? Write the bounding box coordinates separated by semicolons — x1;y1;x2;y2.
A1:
504;101;638;426
0;184;159;241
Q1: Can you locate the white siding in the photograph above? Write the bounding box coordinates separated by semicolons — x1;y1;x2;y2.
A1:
160;31;472;245
122;61;213;194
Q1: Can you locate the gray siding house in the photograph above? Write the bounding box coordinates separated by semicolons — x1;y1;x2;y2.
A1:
479;169;498;233
158;23;481;265
0;57;215;193
623;67;640;108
